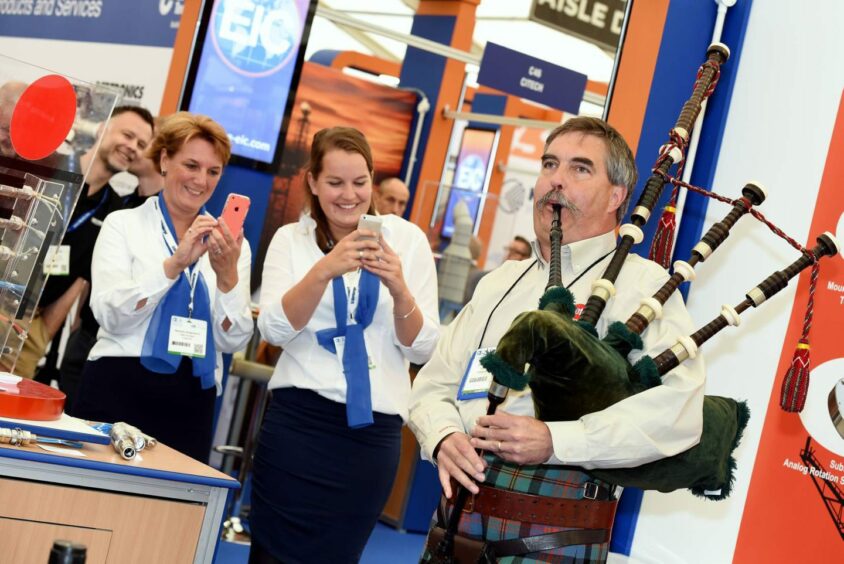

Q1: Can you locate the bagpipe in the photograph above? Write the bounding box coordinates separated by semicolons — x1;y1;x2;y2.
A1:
483;228;836;497
477;42;839;499
430;42;839;562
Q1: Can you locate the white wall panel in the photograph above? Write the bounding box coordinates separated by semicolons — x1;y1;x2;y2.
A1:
630;2;844;562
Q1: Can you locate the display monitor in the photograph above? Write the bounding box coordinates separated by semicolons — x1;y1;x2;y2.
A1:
441;127;497;237
181;0;316;170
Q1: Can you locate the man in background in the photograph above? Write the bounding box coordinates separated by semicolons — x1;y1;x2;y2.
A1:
0;81;27;158
14;106;154;381
59;112;164;407
374;177;410;216
503;235;532;262
463;235;532;302
0;82;27;225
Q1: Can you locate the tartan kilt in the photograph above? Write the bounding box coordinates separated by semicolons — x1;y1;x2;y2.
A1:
421;454;615;564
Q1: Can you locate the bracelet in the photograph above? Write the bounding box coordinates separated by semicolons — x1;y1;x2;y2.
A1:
394;301;417;319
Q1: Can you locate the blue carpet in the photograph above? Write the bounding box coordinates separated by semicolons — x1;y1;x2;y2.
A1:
214;523;426;563
361;522;427;563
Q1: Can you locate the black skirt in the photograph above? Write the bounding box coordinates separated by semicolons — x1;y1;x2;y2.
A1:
72;356;216;463
249;387;402;564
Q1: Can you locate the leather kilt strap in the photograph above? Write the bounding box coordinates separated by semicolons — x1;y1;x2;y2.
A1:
448;482;618;530
489;528;610;557
426;525;610;561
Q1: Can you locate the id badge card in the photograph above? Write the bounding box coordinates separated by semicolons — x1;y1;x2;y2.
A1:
168;316;207;358
333;336;346;367
457;347;495;400
333;336;376;370
43;245;70;275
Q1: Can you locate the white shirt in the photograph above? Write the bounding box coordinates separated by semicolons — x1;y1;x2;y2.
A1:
408;231;705;469
88;197;254;390
258;214;440;420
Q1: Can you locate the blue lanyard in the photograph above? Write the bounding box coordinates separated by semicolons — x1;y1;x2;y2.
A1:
66;187;109;233
154;194;205;318
343;269;362;322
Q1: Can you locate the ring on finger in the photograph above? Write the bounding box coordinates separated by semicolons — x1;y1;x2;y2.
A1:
358;250;363;259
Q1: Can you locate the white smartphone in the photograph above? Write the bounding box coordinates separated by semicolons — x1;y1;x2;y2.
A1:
357;214;382;241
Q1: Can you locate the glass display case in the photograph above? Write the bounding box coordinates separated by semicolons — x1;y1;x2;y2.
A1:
0;54;119;373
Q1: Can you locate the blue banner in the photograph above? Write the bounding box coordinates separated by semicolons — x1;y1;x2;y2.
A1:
477;42;587;114
0;0;182;48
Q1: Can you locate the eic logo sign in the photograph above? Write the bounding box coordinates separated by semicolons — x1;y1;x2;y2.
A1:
210;0;302;77
455;155;487;192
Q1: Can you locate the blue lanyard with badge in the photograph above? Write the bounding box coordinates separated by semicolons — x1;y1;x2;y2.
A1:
335;268;376;370
154;197;207;359
67;188;110;233
44;188;110;276
456;248;613;401
457;260;538;401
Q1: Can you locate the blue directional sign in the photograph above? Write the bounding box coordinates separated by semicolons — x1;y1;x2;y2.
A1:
477;43;588;114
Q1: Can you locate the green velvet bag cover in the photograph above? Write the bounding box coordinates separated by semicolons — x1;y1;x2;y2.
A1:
480;288;749;500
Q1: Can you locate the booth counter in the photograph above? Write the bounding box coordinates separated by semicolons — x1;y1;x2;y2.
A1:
0;438;237;563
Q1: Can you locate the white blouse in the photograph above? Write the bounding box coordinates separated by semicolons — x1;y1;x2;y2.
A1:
258;214;440;420
88;197;254;390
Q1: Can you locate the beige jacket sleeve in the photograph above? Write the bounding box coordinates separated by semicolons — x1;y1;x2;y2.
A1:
408;300;479;462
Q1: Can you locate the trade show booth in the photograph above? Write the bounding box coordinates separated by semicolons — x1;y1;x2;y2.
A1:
1;1;843;562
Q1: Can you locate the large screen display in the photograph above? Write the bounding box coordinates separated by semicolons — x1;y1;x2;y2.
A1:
183;0;315;169
441;127;497;238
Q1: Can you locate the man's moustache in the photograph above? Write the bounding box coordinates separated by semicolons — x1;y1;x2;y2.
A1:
536;191;578;213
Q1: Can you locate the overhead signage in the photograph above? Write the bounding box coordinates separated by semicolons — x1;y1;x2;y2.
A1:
529;0;626;53
0;0;182;48
476;43;587;114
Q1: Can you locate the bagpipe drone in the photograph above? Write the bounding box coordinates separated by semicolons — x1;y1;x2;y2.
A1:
433;42;839;563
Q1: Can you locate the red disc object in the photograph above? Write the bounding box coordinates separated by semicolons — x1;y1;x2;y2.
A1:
0;378;65;421
10;74;77;161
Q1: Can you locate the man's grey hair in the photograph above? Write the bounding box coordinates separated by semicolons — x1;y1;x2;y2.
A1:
544;117;638;223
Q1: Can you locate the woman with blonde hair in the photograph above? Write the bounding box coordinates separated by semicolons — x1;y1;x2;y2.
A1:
73;112;253;462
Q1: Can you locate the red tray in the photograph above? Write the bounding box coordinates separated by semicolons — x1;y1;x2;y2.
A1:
0;378;66;421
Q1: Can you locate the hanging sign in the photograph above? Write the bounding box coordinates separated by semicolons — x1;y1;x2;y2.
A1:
477;43;587;114
529;0;627;53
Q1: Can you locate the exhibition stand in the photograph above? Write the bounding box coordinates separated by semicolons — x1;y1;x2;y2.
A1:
0;54;237;564
3;1;844;562
0;439;237;563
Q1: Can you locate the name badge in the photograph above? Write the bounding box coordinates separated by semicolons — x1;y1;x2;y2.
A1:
457;347;495;400
168;316;207;358
333;335;346;368
333;335;376;370
43;245;70;275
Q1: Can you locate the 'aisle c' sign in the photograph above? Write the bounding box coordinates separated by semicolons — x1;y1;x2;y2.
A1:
530;0;627;53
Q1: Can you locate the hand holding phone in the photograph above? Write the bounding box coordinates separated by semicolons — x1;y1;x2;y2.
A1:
357;214;382;241
220;193;250;236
